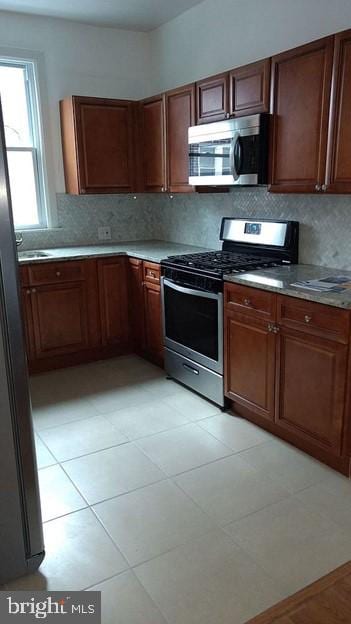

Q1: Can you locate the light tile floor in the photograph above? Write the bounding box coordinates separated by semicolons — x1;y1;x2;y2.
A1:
4;355;351;624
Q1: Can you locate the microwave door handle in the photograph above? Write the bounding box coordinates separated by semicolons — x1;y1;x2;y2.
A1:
230;131;240;181
234;135;243;176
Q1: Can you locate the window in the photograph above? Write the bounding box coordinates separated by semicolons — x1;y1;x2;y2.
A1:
0;59;47;228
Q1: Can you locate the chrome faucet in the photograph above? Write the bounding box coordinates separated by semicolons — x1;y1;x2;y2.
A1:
15;232;23;247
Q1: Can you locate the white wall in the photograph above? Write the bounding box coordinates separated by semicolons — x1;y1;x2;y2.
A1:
0;11;151;192
3;1;351;195
150;0;351;93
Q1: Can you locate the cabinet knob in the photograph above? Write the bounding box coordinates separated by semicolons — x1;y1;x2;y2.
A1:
243;298;251;306
56;271;61;277
315;184;321;191
304;315;312;323
161;187;165;192
26;289;31;295
272;325;280;334
32;288;36;293
321;184;328;192
268;323;273;332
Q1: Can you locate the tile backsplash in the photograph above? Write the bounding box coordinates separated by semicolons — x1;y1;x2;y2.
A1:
21;189;351;270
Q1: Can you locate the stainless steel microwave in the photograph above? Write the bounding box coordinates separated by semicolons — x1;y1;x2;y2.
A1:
188;113;270;186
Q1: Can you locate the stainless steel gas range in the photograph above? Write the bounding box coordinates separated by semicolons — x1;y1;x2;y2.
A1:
161;218;299;406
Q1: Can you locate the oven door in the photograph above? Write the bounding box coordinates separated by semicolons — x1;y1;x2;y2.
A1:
161;277;223;374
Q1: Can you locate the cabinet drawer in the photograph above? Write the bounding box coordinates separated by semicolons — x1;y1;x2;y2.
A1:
143;261;160;284
277;295;350;343
28;261;85;286
224;283;275;319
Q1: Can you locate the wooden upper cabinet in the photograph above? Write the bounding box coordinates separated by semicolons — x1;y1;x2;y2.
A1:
269;37;334;193
166;84;195;193
140;94;167;192
196;72;229;124
229;59;270;117
326;30;351;193
60;96;136;194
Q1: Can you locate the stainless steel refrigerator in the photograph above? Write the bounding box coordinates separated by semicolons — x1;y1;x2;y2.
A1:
0;100;44;584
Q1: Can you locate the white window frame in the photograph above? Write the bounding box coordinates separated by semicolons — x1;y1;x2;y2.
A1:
0;50;56;230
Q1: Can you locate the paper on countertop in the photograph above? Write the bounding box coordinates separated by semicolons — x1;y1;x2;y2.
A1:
290;275;351;293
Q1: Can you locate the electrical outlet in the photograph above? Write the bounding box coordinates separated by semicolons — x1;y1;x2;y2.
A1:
98;226;111;241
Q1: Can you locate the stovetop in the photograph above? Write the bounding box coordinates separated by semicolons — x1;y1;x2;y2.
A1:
163;250;283;278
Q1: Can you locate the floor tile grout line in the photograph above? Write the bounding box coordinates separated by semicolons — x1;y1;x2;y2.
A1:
42;501;90;525
218;524;292;600
34;410;118;435
171;463;293;528
83;568;172;624
40;438;132;466
38;406;222;460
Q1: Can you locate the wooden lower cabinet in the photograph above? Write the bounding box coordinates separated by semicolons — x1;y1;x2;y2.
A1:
97;257;129;347
128;258;145;352
21;256;164;372
143;280;163;366
225;311;275;421
276;328;347;454
30;281;90;358
224;283;351;474
21;287;35;363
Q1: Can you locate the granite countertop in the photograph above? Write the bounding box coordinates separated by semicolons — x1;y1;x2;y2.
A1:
18;240;213;265
224;264;351;310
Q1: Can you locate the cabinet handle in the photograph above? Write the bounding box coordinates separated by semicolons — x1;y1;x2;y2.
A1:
243;298;251;306
304;315;312;323
315;184;321;191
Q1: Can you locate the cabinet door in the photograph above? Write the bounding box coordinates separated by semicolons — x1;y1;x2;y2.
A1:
196;72;229;124
326;30;351;193
30;282;90;358
166;84;195;193
229;59;270;117
270;37;334;193
98;257;129;347
225;311;275;421
140;95;166;192
143;281;163;366
21;288;35;363
61;96;136;194
128;258;145;352
276;328;347;454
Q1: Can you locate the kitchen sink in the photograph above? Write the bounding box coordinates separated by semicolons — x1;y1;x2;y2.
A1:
18;251;52;259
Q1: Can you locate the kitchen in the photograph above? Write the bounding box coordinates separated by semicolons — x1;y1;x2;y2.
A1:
2;1;351;622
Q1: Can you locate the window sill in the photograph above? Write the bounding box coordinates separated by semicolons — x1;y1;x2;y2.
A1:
15;226;62;233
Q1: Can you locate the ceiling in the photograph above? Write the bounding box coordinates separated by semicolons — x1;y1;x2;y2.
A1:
0;0;204;31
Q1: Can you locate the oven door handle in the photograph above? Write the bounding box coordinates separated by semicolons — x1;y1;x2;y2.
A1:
163;278;220;301
230;131;240;181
